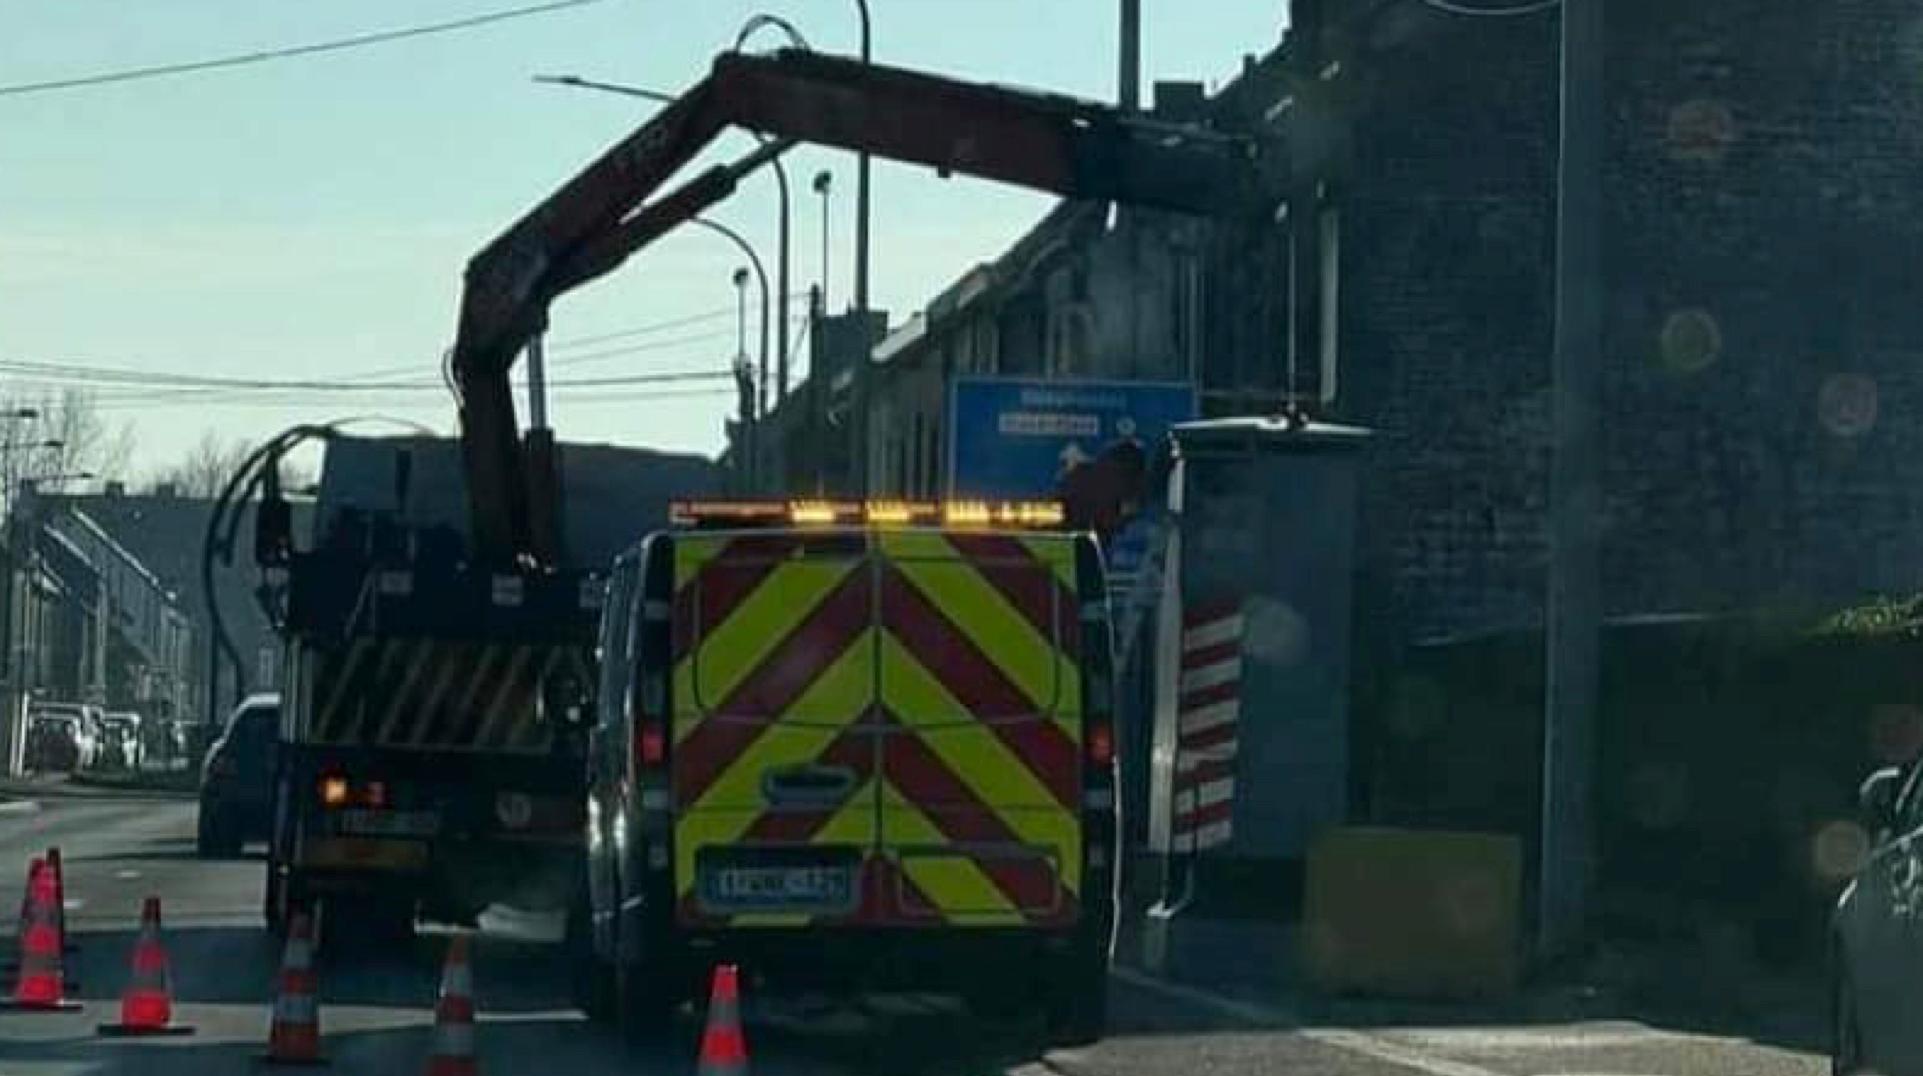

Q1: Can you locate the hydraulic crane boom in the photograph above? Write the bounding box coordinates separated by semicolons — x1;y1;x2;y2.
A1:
450;48;1274;565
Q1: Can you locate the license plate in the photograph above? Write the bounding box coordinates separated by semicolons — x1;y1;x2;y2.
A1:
335;809;440;838
699;864;854;912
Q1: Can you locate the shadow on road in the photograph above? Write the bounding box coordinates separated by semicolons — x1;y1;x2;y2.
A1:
0;1017;693;1076
53;924;578;1014
0;988;1062;1076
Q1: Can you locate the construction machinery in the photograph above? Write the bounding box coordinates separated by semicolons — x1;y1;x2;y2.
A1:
428;47;1276;1036
445;48;1273;570
246;433;714;939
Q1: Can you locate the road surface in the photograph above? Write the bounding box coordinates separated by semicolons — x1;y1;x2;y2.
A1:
0;785;1829;1075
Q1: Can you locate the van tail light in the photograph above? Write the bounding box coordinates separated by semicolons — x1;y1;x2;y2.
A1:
636;724;666;769
1086;722;1115;768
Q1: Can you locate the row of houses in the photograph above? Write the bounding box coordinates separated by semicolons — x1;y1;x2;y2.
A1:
0;482;286;774
741;0;1923;646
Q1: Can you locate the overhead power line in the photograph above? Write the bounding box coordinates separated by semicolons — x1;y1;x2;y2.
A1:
1414;0;1560;15
0;0;613;99
0;359;726;393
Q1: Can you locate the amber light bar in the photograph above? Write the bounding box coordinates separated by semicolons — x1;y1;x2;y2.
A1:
669;499;1067;529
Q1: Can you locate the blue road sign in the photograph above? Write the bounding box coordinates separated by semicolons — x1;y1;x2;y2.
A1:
946;377;1198;499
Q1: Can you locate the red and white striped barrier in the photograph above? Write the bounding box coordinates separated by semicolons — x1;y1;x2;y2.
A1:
1172;599;1243;853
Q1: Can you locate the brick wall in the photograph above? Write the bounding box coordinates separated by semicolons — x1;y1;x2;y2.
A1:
1323;0;1923;642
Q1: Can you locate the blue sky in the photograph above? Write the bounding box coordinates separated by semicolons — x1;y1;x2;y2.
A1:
0;0;1283;473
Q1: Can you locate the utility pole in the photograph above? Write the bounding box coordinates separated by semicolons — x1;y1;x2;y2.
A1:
852;1;874;497
1540;0;1605;960
1288;0;1326;416
1119;0;1141;110
806;286;826;494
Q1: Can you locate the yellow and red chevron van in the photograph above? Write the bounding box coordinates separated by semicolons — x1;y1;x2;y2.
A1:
571;500;1119;1044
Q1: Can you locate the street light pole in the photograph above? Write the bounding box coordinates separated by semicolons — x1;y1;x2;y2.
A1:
852;0;874;497
1541;0;1605;960
696;218;770;491
731;268;756;492
0;411;42;776
532;70;794;411
813;171;834;310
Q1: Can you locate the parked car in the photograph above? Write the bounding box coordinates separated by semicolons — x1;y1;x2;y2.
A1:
24;715;82;773
1832;762;1923;1075
197;694;281;857
102;713;143;771
31;703;99;770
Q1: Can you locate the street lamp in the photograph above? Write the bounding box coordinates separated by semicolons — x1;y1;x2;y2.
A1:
532;69;795;410
530;73;673;104
731;267;757;491
20;472;93;487
812;170;834;308
698;220;770;489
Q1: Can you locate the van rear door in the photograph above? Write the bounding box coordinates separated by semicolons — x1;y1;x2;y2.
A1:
875;532;1083;928
671;532;881;927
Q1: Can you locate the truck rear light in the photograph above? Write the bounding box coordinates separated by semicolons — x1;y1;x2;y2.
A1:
637;724;666;768
363;781;388;809
1086;723;1114;768
319;775;350;808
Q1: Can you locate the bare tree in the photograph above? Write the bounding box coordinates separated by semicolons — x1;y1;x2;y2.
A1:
0;388;136;502
148;431;254;497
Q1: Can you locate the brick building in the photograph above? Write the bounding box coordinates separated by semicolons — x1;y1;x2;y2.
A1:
753;0;1923;650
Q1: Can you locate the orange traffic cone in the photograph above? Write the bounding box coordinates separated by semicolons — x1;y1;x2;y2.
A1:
696;964;748;1076
424;934;477;1076
1;857;80;1011
3;852;78;985
262;911;325;1065
98;896;194;1036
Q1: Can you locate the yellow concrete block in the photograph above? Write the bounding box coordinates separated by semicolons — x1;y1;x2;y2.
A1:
1302;826;1522;999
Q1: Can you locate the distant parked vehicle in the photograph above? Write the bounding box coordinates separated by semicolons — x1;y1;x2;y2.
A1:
198;694;281;857
24;715;82;773
102;713;143;771
31;703;99;770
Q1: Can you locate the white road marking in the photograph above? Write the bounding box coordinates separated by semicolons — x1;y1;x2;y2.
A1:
113;868;141;881
1111;966;1507;1076
0;799;40;815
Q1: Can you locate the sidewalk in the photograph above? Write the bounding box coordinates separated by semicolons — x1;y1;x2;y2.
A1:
0;767;196;802
1116;907;1825;1052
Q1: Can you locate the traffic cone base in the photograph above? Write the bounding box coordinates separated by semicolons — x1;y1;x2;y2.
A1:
100;1019;196;1036
0;997;83;1011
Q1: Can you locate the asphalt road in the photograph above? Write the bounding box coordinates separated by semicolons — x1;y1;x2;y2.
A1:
0;785;1832;1076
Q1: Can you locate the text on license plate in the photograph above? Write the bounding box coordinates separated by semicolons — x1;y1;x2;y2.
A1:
700;865;853;911
335;809;440;837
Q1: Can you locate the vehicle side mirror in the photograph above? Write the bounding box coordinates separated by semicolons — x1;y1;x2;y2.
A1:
540;668;594;728
1860;767;1903;830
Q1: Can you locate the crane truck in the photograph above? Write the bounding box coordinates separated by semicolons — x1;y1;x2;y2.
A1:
427;48;1284;1037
